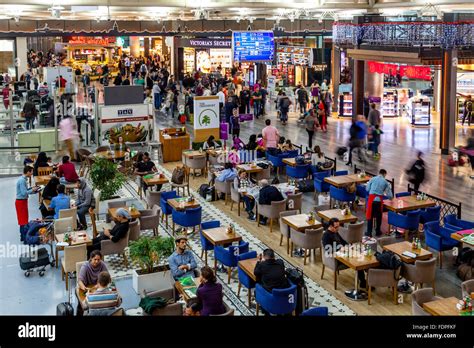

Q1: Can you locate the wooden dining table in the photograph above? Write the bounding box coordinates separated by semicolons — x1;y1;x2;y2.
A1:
183;150;206;159
237;257;258;282
236;163;264;174
142;175;169;187
34;175;52;185
422;297;461;316
54;231;91;268
317;209;358;224
201;226;242;270
281;214;323;232
382;241;433;264
167;198;200;211
282;158;311;167
94;150;127;160
324;174;371;187
108;207;141;220
175;278;201;302
383;195;436;213
450;230;474;248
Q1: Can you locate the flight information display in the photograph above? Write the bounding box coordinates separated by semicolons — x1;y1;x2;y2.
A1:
232;31;275;62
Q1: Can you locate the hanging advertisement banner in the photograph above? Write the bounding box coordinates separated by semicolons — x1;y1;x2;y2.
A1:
100;104;150;144
193;96;220;142
368;61;431;80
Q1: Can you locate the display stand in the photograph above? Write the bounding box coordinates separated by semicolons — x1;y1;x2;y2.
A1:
382;89;399;117
193;96;220;143
338;92;353;117
407;97;431;126
159;128;191;163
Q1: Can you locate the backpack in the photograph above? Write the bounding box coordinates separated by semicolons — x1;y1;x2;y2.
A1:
171;166;185;184
281;97;290;110
298;179;314;192
337;146;347;157
457;263;474;281
199;184;210;199
375;251;402;270
295;155;306;165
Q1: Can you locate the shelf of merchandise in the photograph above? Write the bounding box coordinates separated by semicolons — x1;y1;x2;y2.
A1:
407;98;431;126
382;90;399;117
338;92;353;117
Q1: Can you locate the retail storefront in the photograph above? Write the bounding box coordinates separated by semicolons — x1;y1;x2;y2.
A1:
177;38;232;75
273;46;313;87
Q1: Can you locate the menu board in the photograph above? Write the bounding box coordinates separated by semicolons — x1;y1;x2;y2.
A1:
277;46;312;66
232;31;274;62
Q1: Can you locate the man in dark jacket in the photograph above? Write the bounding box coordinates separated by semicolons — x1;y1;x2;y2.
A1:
75;178;93;230
87;208;130;257
258;179;284;225
254;248;289;293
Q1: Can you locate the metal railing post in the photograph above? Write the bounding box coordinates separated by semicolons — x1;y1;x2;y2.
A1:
9;90;14;148
94;86;100;147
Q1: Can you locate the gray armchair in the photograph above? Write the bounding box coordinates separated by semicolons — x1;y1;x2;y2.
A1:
209;302;234;316
230;186;244;216
461;279;474;298
214;179;233;205
339;221;364;244
255;166;271;181
411;288;442;315
321;240;348;290
106;200;127;223
142;288;183;316
401;258;437;293
286;192;303;213
290;228;324;265
257;199;287;233
101;228;130;267
139;204;161;236
187;156;207;179
279;210;298;255
128;219;141;242
146;191;162;209
367;266;401;305
377;236;396;253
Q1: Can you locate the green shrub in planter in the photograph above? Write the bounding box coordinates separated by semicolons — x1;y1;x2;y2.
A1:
90;157;126;200
129;235;175;275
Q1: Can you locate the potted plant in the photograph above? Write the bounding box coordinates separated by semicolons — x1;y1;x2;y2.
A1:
89;157;126;200
129;235;175;294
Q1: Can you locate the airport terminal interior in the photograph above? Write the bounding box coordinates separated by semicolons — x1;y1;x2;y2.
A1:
0;0;473;318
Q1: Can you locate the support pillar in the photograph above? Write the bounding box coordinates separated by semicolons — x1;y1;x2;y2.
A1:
364;61;383;101
352;59;365;119
440;49;457;154
15;37;28;79
332;45;341;111
130;36;140;58
144;37;150;58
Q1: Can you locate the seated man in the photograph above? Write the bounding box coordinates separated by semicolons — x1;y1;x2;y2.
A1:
87;208;130;257
234;169;256;220
134;152;160;193
254;248;289;293
57;155;79;184
258;179;284;225
75;178;93;230
168;236;198;281
322;218;366;289
86;271;122;316
216;162;237;183
48;184;70;219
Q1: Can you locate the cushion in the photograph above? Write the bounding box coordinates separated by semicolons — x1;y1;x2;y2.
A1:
86;291;119;309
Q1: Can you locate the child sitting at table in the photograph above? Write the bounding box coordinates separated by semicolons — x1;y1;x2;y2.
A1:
86;271;122;316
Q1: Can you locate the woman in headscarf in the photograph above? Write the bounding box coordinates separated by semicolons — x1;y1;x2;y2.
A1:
39;176;60;218
33;152;49;176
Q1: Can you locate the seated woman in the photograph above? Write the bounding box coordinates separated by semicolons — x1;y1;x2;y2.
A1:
232;136;245;151
311;145;325;166
246;134;258;151
276;136;286;153
195;266;226;316
255;134;266;158
228;146;241;166
202;135;220;150
40;177;60;218
87;208;130;257
33;151;49;176
78;250;109;291
282;139;295;152
216;162;237;182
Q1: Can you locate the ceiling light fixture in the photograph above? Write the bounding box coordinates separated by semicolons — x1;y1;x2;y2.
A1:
48;2;64;19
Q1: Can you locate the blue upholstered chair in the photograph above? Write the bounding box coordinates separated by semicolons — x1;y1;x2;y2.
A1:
314;171;331;197
171;206;202;235
356;184;367;200
266;152;285;175
255;281;297;316
286;164;310;180
329;186;356;207
159;190;179;228
420;206;441;224
335;170;348;176
237;251;257;306
200;220;220;265
214;241;249;283
444;214;474;230
300;307;329;316
388;210;421;240
395;191;411;198
424;221;460;269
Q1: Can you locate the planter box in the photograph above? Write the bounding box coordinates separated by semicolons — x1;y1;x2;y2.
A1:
132;265;173;294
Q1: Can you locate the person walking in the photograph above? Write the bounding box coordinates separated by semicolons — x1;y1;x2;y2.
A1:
346;116;367;166
278;92;291;125
317;101;327;132
406;151;426;192
368;103;381;127
22;100;38;130
304;109;319;149
59;115;79;161
262;119;280;154
296;84;309;118
462;96;472;126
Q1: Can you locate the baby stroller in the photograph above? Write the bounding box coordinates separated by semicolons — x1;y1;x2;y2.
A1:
19;220;55;277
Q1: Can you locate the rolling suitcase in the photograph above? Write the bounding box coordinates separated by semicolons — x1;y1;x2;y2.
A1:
19;247;51;277
286;267;309;316
57;271;74;316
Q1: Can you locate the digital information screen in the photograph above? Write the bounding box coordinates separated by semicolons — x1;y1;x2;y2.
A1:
232;31;275;62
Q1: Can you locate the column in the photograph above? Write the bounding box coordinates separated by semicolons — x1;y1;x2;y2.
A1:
440;49;457;153
433;69;441;113
364;61;383;101
351;59;364;119
144;37;150;57
129;36;140;57
15;37;28;79
332;46;341;111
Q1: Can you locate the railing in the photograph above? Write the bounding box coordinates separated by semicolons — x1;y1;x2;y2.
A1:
354;164;395;197
407;184;462;220
0;146;41;176
303;145;337;174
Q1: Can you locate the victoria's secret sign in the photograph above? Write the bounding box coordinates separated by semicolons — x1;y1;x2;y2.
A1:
180;38;231;49
368;61;431;81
